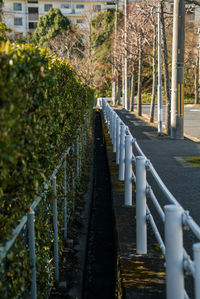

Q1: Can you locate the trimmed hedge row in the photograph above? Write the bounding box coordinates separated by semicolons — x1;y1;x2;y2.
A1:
0;41;93;241
0;41;94;297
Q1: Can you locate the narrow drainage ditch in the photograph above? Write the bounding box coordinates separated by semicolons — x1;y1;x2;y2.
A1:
83;111;117;299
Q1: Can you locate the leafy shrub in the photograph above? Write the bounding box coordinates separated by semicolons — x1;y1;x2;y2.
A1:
0;41;94;297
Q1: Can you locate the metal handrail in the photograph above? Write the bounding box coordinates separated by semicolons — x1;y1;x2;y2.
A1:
0;110;91;298
101;99;200;299
0;149;70;261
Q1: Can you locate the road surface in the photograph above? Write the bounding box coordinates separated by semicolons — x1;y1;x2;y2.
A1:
140;104;200;140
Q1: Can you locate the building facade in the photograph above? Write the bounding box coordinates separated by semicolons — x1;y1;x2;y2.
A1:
2;0;117;36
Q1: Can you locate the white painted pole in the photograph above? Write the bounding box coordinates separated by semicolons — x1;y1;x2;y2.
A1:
193;243;200;299
136;156;147;254
119;124;126;180
116;117;120;164
164;205;184;299
124;0;128;110
125;134;133;206
158;2;163;133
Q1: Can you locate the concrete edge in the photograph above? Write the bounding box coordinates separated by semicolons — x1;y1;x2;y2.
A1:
132;111;200;143
68;122;94;299
101;111;123;299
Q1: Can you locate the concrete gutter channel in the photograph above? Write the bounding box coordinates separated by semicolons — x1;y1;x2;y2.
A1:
68;110;166;299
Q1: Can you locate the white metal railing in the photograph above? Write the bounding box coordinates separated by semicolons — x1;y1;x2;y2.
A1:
0;112;91;298
101;99;200;299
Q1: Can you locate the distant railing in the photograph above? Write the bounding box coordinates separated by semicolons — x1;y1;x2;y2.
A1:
0;112;91;298
101;99;200;299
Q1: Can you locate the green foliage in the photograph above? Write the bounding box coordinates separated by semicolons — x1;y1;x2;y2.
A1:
91;11;114;63
0;21;11;42
0;40;93;296
32;8;71;46
91;11;115;96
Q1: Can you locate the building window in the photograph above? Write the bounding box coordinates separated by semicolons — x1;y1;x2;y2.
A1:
44;4;52;12
13;3;22;11
76;19;84;24
29;22;37;29
76;4;84;9
61;4;71;9
28;7;38;14
14;17;23;25
93;5;101;12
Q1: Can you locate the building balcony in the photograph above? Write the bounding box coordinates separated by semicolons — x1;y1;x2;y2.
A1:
28;13;39;20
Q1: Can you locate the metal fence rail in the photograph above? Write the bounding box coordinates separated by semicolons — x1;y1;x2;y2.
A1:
0;112;91;298
101;99;200;299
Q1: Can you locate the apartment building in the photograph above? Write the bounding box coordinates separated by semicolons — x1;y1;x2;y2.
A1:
2;0;117;36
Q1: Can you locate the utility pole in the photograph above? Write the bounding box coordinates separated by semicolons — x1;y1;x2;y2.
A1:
122;55;125;107
124;0;128;110
198;28;200;103
158;1;163;134
171;0;185;139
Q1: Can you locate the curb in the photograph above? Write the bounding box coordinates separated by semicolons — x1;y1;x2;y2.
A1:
68;126;94;299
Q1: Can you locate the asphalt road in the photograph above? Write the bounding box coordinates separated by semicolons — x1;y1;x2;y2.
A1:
140;104;200;140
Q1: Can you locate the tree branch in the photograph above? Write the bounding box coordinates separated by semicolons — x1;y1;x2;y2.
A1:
185;0;200;6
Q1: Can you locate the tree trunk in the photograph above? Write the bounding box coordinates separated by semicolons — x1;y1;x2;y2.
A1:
116;79;121;105
160;0;171;135
130;64;135;111
150;25;157;122
195;50;199;104
137;37;143;116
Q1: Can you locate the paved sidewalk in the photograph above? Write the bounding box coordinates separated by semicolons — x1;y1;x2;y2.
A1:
115;107;200;227
104;107;200;298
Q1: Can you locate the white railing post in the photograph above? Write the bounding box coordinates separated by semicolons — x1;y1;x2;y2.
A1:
27;209;37;299
111;110;114;142
193;243;200;299
125;134;133;206
164;205;184;299
136;156;147;254
116;117;120;164
52;176;59;283
106;105;109;125
113;113;117;153
109;108;112;134
111;111;114;144
119;124;126;181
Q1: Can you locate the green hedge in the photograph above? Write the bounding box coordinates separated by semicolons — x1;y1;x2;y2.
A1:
0;41;94;297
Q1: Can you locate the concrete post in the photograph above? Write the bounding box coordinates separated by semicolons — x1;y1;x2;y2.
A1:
164;205;184;299
171;0;185;139
136;156;147;254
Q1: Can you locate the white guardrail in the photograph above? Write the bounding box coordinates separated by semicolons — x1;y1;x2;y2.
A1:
101;99;200;299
